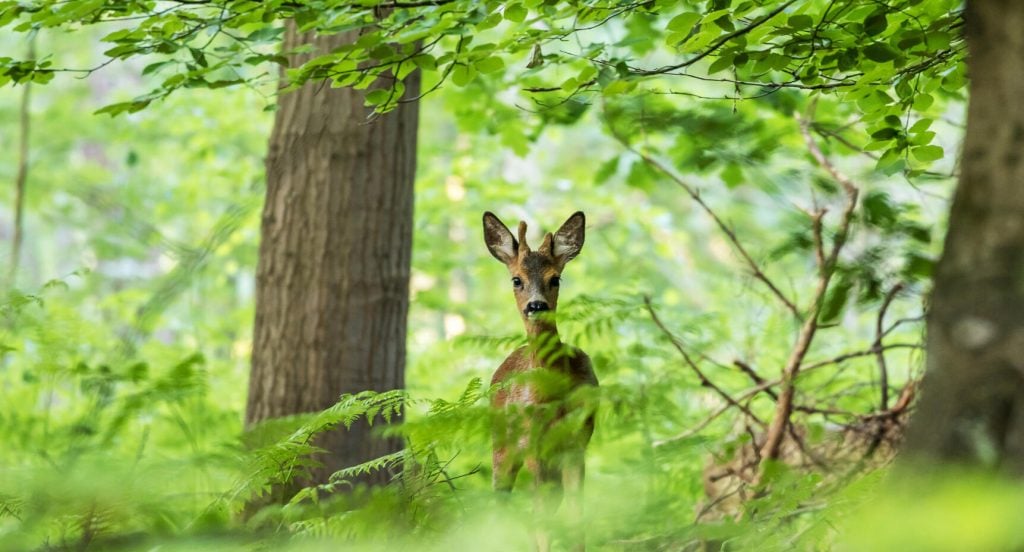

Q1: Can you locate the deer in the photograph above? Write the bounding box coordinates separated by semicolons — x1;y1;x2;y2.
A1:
482;211;598;552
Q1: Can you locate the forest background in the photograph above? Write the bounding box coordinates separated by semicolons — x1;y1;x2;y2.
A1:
1;0;1020;550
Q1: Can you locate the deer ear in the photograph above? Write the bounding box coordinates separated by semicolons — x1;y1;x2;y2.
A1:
483;212;518;265
553;211;585;266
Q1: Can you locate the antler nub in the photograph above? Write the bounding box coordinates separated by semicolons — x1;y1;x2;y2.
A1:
517;221;530;254
539;232;554;256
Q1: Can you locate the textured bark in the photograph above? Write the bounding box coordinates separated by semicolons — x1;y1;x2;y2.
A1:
903;0;1024;472
246;23;419;485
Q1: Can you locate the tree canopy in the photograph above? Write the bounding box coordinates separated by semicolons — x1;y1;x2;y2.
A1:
2;0;963;163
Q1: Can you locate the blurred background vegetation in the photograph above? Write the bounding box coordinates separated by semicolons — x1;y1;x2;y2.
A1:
0;2;1009;550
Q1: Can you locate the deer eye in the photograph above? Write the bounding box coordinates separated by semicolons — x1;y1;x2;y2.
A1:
511;276;523;288
550;276;560;287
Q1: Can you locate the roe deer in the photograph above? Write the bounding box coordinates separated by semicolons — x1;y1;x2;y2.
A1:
482;211;598;552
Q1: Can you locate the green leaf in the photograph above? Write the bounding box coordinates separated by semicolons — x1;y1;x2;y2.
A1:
667;12;701;33
189;47;208;68
594;156;620;184
707;54;734;75
396;61;417;80
245;27;285;43
206;79;243;89
504;4;527;23
819;276;853;323
451;63;473;86
474;56;505;74
720;163;743;188
476;13;502;30
368;44;394;60
142;60;174;76
909;118;933;133
863;11;888;36
871;128;899;140
365;88;390;106
94;100;151;117
680;25;722;53
788;14;813;30
911;144;944;162
913;93;934;111
863;42;899;62
876;146;905;175
602;79;635;96
910;131;936;146
903;253;934;279
400;54;428;73
863;191;899;228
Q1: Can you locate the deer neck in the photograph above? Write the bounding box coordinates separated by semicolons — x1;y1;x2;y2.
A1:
524;319;563;368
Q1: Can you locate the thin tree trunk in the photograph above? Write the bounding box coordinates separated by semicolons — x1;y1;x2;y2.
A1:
246;22;419;486
8;37;34;287
903;0;1024;472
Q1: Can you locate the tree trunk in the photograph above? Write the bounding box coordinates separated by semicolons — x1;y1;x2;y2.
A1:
903;0;1024;472
246;22;419;486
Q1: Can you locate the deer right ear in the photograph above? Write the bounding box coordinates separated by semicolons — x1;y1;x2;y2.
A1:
483;212;518;265
552;211;585;267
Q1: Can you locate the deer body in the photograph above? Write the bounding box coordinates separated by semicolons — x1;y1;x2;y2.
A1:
483;211;597;552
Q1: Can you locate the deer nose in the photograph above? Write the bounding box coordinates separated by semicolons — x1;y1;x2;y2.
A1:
525;301;550;315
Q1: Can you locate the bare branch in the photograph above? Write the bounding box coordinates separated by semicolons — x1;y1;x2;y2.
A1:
874;283;904;410
655;343;920;448
613;136;801;319
653;385;767;447
882;314;925;338
733;360;778;400
758;111;861;464
644;296;765;427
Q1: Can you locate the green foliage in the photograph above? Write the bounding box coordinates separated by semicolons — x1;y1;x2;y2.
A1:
0;0;981;550
0;0;965;168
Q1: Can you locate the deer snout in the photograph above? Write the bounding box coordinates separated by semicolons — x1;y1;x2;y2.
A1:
524;301;550;316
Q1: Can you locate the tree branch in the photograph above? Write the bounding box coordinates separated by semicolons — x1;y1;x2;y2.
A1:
758;112;860;464
615;139;801;319
632;0;799;76
874;283;904;410
644;296;765;427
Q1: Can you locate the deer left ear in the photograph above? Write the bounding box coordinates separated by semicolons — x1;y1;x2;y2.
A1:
552;211;585;266
483;212;518;265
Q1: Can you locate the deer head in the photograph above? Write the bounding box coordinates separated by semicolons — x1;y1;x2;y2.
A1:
482;211;585;329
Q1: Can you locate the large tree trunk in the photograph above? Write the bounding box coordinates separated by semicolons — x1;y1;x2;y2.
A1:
246;22;419;485
903;0;1024;471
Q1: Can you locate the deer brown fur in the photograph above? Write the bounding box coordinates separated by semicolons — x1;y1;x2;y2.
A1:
483;211;598;552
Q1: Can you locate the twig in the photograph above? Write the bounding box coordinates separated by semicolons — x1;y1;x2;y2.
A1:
861;380;917;421
882;314;925;338
733;360;778;400
644;296;765;427
787;424;828;468
874;283;904;410
632;0;799;76
653;342;919;448
654;378;779;447
735;359;865;418
695;484;746;522
802;342;922;371
616;138;801;319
